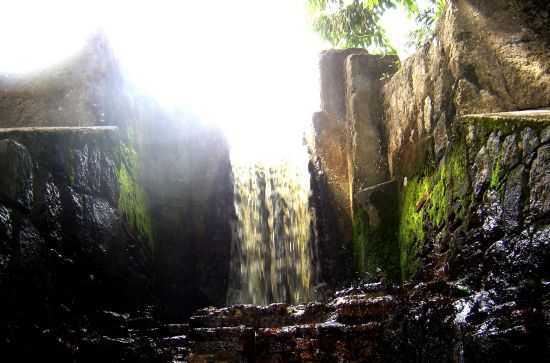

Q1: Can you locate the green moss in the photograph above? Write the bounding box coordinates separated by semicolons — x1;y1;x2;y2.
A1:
427;163;447;228
398;176;428;280
398;143;471;281
352;195;401;282
116;143;153;244
489;155;502;190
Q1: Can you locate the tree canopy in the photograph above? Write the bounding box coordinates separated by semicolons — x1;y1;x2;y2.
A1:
307;0;446;53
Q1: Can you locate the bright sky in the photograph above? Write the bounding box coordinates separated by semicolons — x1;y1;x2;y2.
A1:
0;0;419;163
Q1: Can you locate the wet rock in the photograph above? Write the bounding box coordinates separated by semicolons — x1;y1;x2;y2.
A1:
160;323;189;337
515;226;550;275
73;145;108;197
0;139;33;210
32;176;62;244
472;131;501;196
0;204;13;242
87;197;117;247
0;205;13;275
502;166;525;232
499;133;520;172
521;127;540;164
100;155;117;204
479;190;503;240
529;145;550;218
472;145;491;196
331;295;396;324
17;219;45;266
485;239;510;264
540;126;550;144
63;188;117;251
334;281;387;298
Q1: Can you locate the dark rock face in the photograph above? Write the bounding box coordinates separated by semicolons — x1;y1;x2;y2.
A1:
136;111;234;320
0;139;33;210
529;144;550;218
0;127;156;362
0;32;235;323
309;155;354;289
403;115;550;362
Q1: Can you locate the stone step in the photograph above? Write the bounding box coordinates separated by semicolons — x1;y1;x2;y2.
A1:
126;316;156;330
160;323;189;337
256;322;383;361
461;109;550;125
161;335;188;348
187;283;396;361
190;302;332;329
128;327;160;338
171;355;187;363
330;295;396;324
189;322;383;362
190;326;255;355
334;281;387;298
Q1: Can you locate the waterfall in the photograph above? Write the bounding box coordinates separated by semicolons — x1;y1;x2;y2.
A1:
227;160;315;305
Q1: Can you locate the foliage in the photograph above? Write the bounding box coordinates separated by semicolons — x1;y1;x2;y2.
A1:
407;0;446;48
307;0;446;52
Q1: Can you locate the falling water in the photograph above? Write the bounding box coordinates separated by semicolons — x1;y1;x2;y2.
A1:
227;161;315;305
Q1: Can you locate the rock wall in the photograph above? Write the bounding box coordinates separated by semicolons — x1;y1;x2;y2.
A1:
384;0;550;179
0;34;126;129
0;33;234;329
380;0;550;283
0;127;159;360
312;0;550;280
137;110;234;320
311;50;400;286
307;0;550;359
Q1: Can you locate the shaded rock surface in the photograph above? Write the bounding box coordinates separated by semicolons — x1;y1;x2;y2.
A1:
188;282;396;362
0;127;160;361
189;276;548;362
0;33;235;323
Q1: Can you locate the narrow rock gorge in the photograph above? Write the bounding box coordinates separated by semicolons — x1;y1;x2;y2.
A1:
0;0;549;362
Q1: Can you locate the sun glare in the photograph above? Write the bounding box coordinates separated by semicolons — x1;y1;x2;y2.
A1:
0;0;417;164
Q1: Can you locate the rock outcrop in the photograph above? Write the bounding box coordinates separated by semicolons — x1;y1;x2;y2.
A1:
303;0;550;361
0;33;235;361
0;126;157;361
310;50;400;289
311;0;550;287
0;33;235;322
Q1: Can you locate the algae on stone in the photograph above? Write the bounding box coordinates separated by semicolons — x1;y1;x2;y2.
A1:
116;142;153;244
352;184;401;282
398;142;470;281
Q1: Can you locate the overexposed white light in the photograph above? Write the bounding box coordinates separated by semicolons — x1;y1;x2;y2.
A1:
381;0;433;60
0;0;420;164
0;1;99;74
0;0;326;164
